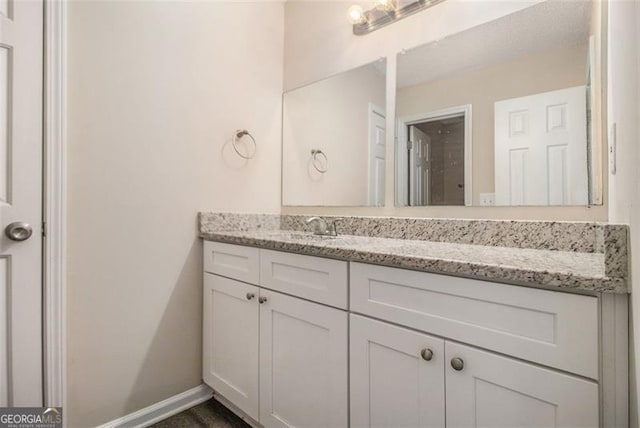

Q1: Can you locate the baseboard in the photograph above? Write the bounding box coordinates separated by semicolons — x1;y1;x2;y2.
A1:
96;384;214;428
212;391;262;428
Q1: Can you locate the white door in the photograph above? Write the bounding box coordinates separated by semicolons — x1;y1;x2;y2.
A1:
445;342;599;428
494;86;588;205
409;126;431;206
368;105;385;206
259;289;348;428
0;0;43;406
203;274;259;420
350;315;445;428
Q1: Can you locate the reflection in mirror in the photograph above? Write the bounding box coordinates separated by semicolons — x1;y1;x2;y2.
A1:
283;59;387;206
395;0;605;207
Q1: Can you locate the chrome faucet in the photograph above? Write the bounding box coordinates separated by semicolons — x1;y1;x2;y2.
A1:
306;216;339;236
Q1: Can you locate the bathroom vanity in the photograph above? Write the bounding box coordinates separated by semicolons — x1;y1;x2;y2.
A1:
201;0;626;426
199;213;628;428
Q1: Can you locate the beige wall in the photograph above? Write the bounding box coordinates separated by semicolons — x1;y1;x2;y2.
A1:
397;42;588;205
66;1;283;426
283;0;607;221
607;1;639;426
282;63;385;206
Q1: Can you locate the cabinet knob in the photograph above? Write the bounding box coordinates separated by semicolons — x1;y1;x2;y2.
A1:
258;296;268;304
246;293;255;300
420;348;433;361
450;357;464;371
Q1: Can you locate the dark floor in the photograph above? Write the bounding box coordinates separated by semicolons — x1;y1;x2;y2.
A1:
150;399;250;428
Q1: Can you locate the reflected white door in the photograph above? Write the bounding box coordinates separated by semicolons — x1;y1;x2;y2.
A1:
494;86;587;205
409;126;431;206
0;0;43;406
368;105;385;206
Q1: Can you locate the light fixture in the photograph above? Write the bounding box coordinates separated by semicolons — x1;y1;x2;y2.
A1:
374;0;397;12
347;5;367;25
349;0;447;36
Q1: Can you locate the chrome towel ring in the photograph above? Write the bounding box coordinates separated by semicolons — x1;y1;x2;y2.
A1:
232;129;257;159
311;149;328;173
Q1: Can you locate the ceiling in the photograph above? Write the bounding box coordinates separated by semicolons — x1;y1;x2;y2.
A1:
396;0;592;88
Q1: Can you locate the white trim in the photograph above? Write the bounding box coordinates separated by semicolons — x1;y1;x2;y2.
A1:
43;0;67;414
396;104;473;206
96;384;214;428
599;293;629;428
367;102;386;206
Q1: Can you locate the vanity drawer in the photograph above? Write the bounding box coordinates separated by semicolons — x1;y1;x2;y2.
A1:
260;249;348;308
350;262;599;379
203;241;260;284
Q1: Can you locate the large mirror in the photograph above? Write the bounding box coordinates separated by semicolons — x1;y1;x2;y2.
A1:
395;0;605;207
282;59;387;206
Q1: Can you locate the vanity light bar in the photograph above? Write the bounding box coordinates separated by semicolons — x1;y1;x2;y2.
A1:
352;0;447;36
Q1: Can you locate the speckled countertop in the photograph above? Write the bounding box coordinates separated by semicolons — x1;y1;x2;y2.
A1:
199;228;626;295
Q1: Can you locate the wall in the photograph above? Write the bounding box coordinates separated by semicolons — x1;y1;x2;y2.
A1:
607;1;639;426
66;2;283;426
283;0;607;220
282;63;385;206
397;42;588;205
635;6;640;419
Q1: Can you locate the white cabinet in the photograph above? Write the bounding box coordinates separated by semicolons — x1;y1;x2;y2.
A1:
204;241;260;284
350;316;599;428
202;246;349;428
202;243;617;428
260;249;348;309
351;262;599;379
203;273;260;421
445;342;599;428
259;288;348;428
350;315;445;428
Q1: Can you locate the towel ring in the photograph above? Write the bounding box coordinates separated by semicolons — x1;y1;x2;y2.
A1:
232;129;257;159
311;149;328;173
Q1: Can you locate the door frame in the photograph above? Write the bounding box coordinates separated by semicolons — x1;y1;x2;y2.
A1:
43;0;67;412
396;104;473;206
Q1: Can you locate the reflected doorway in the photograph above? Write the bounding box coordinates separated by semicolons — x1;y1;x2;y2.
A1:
408;116;465;206
399;105;471;206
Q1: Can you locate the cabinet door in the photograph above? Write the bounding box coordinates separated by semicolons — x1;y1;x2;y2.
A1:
203;274;259;421
445;342;599;428
259;289;348;428
350;315;445;428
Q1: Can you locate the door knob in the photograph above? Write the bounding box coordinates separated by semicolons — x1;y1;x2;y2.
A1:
5;222;33;242
450;357;464;371
258;296;268;304
246;293;255;300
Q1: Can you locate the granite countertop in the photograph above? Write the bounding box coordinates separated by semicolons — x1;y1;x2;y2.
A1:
200;229;626;294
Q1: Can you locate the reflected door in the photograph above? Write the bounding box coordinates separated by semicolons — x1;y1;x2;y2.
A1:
368;105;386;206
0;0;43;406
494;86;588;205
409;126;431;206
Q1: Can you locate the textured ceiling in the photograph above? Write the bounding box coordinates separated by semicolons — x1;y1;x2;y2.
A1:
397;0;592;88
